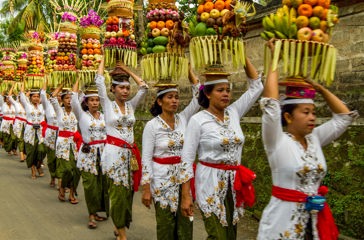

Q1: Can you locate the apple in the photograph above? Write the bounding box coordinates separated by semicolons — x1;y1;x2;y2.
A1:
296;16;309;29
200;12;210;22
152;28;161;37
88;55;95;60
106;25;112;32
291;0;303;8
319;20;328;32
160;28;169;37
313;5;325;19
210;9;220;19
109;37;117;44
113;25;119;32
220;9;230;17
311;29;325;42
82;55;88;60
110;31;117;37
116;31;123;37
297;27;312;41
309;16;321;29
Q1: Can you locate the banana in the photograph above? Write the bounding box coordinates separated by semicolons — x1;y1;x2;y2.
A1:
282;15;290;36
274;15;284;33
289;8;297;22
282;5;289;16
288;24;298;39
260;32;269;41
262;16;268;30
270;13;275;22
264;16;275;31
264;30;275;39
276;8;284;17
274;30;288;39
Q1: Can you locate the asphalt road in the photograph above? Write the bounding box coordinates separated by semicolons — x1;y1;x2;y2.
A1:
0;149;258;240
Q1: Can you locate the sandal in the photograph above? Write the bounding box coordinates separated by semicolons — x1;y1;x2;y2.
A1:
114;230;119;237
49;181;55;188
88;219;97;229
69;198;79;204
58;190;66;202
94;215;107;221
37;169;45;177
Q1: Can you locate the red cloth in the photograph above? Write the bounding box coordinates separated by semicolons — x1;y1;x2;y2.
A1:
199;161;256;207
272;185;339;240
58;130;83;151
40;121;47;138
15;116;27;122
2;116;15;121
190;163;197;200
106;135;142;192
87;139;106;146
42;124;59;138
153;156;181;164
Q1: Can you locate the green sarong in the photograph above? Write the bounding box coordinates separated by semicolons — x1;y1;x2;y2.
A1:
17;125;25;153
107;178;133;229
154;186;193;240
57;149;80;189
25;133;46;168
46;147;57;178
202;186;237;240
4;126;17;152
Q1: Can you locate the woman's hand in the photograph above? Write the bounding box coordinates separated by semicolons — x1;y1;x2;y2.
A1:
181;192;194;217
304;79;325;93
141;184;152;209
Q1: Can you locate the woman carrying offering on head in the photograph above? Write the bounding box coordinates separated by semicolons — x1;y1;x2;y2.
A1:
180;57;263;240
95;56;148;240
141;66;200;240
257;40;358;240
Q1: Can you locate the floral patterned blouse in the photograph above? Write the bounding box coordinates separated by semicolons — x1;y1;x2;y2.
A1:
50;97;78;161
19;92;45;145
8;97;27;138
0;102;16;134
40;90;58;149
180;76;263;226
141;84;200;212
257;98;358;240
95;74;148;187
71;92;106;175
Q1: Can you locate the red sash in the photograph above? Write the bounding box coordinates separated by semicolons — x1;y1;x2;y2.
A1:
2;116;15;121
15;116;27;122
106;135;141;192
26;120;47;137
43;124;59;138
87;139;106;146
199;161;256;207
58;130;83;151
153;156;181;164
272;185;339;240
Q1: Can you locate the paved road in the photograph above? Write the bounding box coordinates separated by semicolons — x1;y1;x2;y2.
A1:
0;149;258;240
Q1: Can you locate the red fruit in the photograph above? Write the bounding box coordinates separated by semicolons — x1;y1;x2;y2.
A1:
113;25;119;31
109;37;117;44
106;25;112;32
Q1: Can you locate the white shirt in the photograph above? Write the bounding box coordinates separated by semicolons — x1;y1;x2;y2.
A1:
8;96;26;138
71;92;106;175
257;98;357;240
50;97;78;161
40;90;58;149
141;84;200;212
95;74;148;187
19;92;45;144
180;77;263;226
0;102;15;134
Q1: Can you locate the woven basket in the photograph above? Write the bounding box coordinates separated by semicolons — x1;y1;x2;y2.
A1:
59;22;78;34
108;0;134;18
149;0;174;4
81;26;101;40
28;45;43;51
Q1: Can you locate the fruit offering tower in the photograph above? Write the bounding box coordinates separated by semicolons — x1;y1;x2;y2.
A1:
16;52;28;82
79;9;104;86
1;48;16;81
45;33;58;75
140;0;191;82
26;31;45;89
189;0;258;72
261;0;339;85
104;0;137;68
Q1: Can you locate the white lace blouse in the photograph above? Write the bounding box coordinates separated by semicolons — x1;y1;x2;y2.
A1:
8;97;26;138
141;83;200;212
0;102;16;134
40;90;58;149
95;74;148;187
180;76;263;226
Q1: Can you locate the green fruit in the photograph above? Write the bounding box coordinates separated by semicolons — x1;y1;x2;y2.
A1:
218;27;223;34
274;30;287;39
264;30;275;39
147;38;154;47
195;22;207;36
152;45;166;53
147;47;153;54
140;47;147;55
153;36;169;46
206;28;217;35
260;32;269;41
264;16;275;31
141;42;148;48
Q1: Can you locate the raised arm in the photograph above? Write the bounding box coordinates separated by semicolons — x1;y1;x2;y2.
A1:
71;79;82;120
50;84;63;116
179;66;201;121
19;82;31;110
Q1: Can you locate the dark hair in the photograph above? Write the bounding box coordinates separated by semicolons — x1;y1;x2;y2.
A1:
110;80;130;93
61;93;70;100
149;92;166;117
198;85;214;108
81;99;89;112
281;101;299;126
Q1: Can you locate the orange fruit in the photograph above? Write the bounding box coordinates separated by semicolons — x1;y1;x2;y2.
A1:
298;4;313;17
197;4;204;14
303;0;317;6
214;0;225;11
225;0;232;10
203;2;214;13
149;21;157;29
317;0;330;8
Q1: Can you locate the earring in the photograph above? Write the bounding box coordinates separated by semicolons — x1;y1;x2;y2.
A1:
287;119;292;124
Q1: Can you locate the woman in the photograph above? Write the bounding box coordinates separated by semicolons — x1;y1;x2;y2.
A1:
40;81;59;188
95;57;148;240
180;58;263;239
141;67;200;239
8;85;27;162
19;85;46;179
257;41;358;240
0;94;17;155
51;86;80;204
71;79;108;229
